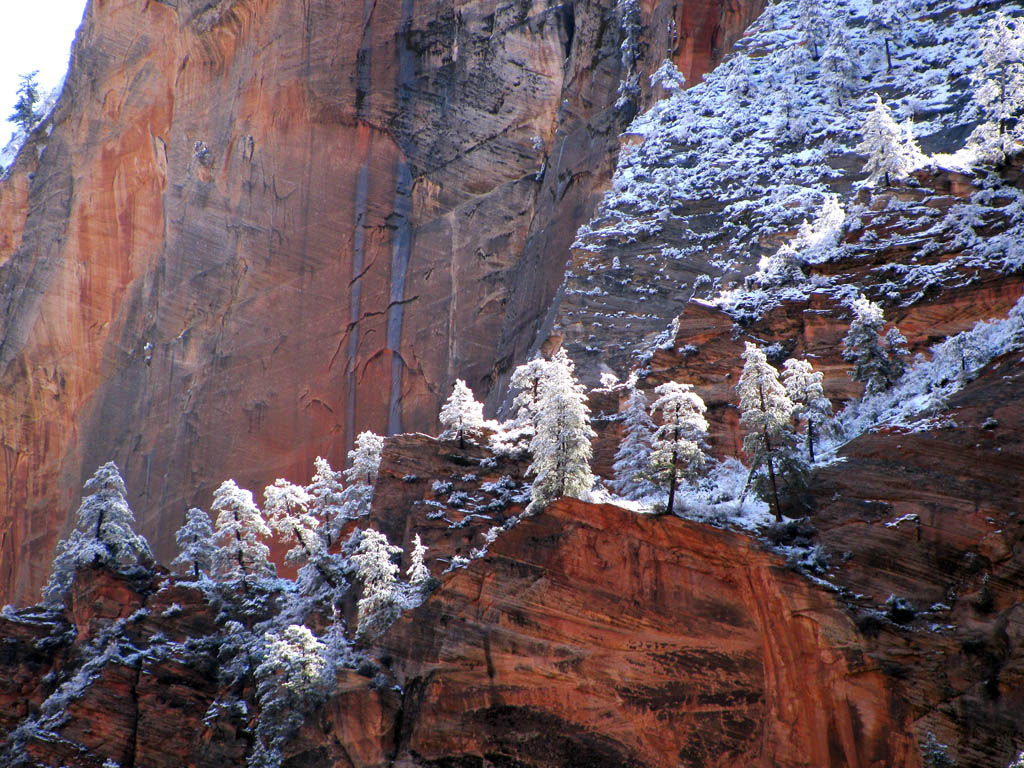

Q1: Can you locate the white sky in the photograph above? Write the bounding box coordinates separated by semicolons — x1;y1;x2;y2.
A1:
1;0;88;140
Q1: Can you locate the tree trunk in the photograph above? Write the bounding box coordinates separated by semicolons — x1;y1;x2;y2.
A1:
807;418;816;463
765;454;782;523
299;528;340;589
666;448;678;515
884;37;892;71
758;383;783;522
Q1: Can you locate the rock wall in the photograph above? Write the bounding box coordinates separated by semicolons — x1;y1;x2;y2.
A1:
0;497;922;768
0;0;764;605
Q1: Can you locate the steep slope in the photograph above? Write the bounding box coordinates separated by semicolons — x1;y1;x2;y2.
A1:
0;0;764;604
553;0;1024;385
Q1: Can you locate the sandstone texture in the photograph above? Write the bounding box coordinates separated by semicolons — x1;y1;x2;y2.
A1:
0;498;913;768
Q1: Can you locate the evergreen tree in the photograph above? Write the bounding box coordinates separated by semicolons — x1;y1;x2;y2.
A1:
724;54;752;98
648;381;709;514
41;463;152;603
856;94;925;186
611;387;658;500
526;350;596;512
336;431;384;521
305;457;346;546
967;12;1024;163
344;431;383;486
867;1;901;71
737;344;800;521
264;479;320;565
841;295;907;395
171;508;215;579
9;71;40;133
781;358;833;463
350;529;402;638
771;45;812;140
251;624;328;768
406;534;430;585
439;379;486;446
649;59;686;93
211;480;274;584
266;477;345;591
797;0;828;60
509;356;553;430
820;28;858;108
491;355;555;455
41;534;81;605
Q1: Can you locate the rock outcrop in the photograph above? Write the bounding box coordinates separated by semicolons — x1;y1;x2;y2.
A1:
0;497;919;768
0;0;765;606
2;414;1023;766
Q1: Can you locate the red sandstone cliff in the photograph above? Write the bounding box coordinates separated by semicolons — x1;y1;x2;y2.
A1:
0;0;764;606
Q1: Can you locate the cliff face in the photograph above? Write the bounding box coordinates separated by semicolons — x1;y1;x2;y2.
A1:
0;494;920;768
0;0;763;604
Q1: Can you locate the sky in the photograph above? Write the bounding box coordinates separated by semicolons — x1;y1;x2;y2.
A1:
1;0;88;141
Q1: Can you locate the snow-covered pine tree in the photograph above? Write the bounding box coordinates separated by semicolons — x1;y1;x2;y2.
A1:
856;94;925;187
648;381;709;514
967;12;1024;163
820;27;858;108
41;535;80;605
771;45;811;140
509;356;553;430
305;456;346;546
841;295;907;395
439;379;486;446
781;358;833;463
867;0;901;71
345;431;384;486
406;533;429;585
526;349;596;512
611;387;658;500
797;0;828;60
336;431;384;521
75;463;151;567
649;59;686;93
211;480;274;585
251;624;328;768
171;508;215;580
350;529;403;638
42;463;153;602
737;343;801;522
724;54;752;98
264;479;320;564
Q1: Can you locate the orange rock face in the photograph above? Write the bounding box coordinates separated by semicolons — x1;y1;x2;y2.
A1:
0;0;765;606
0;497;921;768
376;499;919;768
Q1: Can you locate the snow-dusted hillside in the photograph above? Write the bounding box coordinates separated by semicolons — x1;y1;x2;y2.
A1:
555;0;1024;383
